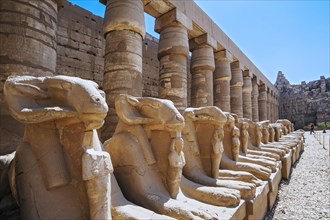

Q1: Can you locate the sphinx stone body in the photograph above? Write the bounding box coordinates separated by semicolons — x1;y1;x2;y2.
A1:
105;95;220;219
182;106;256;202
4;75;111;219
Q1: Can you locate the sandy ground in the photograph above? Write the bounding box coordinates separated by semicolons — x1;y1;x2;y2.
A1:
265;130;330;219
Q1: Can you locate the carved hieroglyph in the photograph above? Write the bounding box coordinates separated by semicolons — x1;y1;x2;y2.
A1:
4;75;111;219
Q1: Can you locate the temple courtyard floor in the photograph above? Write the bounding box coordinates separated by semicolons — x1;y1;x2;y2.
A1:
265;130;330;219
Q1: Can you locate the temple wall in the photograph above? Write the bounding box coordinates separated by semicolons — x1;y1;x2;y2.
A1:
56;1;105;86
275;71;330;129
56;1;162;98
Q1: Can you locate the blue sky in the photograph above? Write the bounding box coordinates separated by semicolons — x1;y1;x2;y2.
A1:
68;0;329;85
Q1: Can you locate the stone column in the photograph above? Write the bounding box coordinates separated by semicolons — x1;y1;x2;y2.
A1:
0;0;61;153
102;0;145;139
251;77;259;122
258;85;267;121
267;89;271;120
214;50;233;112
190;34;216;107
242;71;253;120
271;91;276;123
230;61;244;118
275;96;280;121
155;9;192;112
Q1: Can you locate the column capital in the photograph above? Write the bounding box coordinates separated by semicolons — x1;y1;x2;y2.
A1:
155;8;192;33
214;50;233;62
230;60;244;71
252;76;259;85
259;83;266;92
103;0;145;38
189;34;217;51
243;70;253;78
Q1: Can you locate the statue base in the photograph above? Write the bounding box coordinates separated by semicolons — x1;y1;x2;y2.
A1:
281;150;292;179
180;193;246;220
244;181;269;220
268;167;282;210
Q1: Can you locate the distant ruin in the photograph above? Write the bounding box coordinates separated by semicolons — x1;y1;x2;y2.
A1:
275;71;330;129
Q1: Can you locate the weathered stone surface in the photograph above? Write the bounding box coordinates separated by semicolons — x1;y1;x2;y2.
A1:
252;77;259;122
0;0;60;156
4;75;110;220
275;71;330;129
243;75;253;120
56;0;105;85
104;95;218;219
182;107;256;202
103;0;145;38
158;25;189;112
259;85;268;121
190;41;215;107
214;50;233;112
102;0;145;140
230;61;244;118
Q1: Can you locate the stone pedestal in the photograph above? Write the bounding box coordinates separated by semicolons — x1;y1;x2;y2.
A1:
230;61;244;118
258;86;267;121
251;77;259;122
190;34;216;107
243;74;253;120
268;167;282;210
156;9;192;112
179;192;247;220
102;0;145;140
281;150;292;179
214;50;233;112
245;182;270;220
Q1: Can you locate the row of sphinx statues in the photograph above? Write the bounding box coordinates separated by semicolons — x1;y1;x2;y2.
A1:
0;75;304;220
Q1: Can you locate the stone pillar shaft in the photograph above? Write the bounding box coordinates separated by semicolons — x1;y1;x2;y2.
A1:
242;75;253;120
102;0;145;139
191;46;215;107
190;34;216;107
251;77;259;122
258;87;267;121
156;9;192;112
267;90;271;120
272;94;275;122
230;61;244;118
214;50;232;112
0;0;60;153
0;0;59;77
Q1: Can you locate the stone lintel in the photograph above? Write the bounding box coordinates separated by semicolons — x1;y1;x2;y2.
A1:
189;34;217;51
155;8;193;33
243;70;253;78
231;60;244;71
